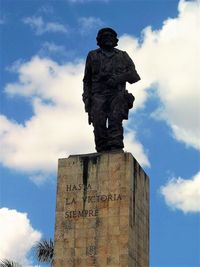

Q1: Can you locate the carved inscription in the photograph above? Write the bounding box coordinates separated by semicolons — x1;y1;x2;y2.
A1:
66;193;122;205
65;183;123;219
66;183;92;192
65;209;99;218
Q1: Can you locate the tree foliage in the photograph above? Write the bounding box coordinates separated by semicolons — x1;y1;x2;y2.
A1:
34;239;54;265
0;260;22;267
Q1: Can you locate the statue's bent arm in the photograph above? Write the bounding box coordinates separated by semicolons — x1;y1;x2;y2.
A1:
112;51;140;85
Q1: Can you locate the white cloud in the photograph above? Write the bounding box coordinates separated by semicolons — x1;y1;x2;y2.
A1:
40;42;67;57
118;0;200;150
39;42;76;60
42;42;66;53
124;130;150;167
78;16;104;34
3;0;199;178
29;173;51;186
23;16;68;35
0;208;42;266
38;5;54;14
160;172;200;213
0;55;148;177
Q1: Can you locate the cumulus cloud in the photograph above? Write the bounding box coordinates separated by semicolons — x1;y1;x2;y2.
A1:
0;56;148;176
23;16;68;35
124;130;150;167
39;42;67;57
0;208;42;266
0;57;93;173
38;5;54;14
2;0;198;179
160;172;200;213
78;16;104;34
118;0;200;150
42;42;66;53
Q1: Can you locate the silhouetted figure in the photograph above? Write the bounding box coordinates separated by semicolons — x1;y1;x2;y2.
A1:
83;28;140;152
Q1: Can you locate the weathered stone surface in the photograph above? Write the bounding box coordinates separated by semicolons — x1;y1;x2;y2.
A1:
54;152;149;267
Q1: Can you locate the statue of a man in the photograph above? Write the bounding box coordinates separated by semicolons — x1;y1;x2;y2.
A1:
83;27;140;152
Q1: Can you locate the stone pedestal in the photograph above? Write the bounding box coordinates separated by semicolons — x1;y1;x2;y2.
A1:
54;152;149;267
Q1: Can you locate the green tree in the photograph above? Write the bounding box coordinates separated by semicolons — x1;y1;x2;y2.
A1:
1;239;54;266
34;239;54;266
0;260;22;267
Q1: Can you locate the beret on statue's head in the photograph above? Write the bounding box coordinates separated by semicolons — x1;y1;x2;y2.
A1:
96;27;119;47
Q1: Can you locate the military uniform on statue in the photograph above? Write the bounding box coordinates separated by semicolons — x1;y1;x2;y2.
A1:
82;28;140;152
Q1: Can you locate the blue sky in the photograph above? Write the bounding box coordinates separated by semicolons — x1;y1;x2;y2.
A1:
0;0;199;266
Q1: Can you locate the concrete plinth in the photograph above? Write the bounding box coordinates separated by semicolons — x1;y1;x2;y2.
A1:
54;152;149;267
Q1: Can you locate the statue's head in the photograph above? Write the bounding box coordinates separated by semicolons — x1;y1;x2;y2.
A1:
96;28;118;49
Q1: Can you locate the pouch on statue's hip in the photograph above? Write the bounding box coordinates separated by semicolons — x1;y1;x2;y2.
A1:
121;91;135;120
125;90;135;109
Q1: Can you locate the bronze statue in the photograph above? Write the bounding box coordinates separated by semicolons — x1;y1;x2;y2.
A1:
83;28;140;152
